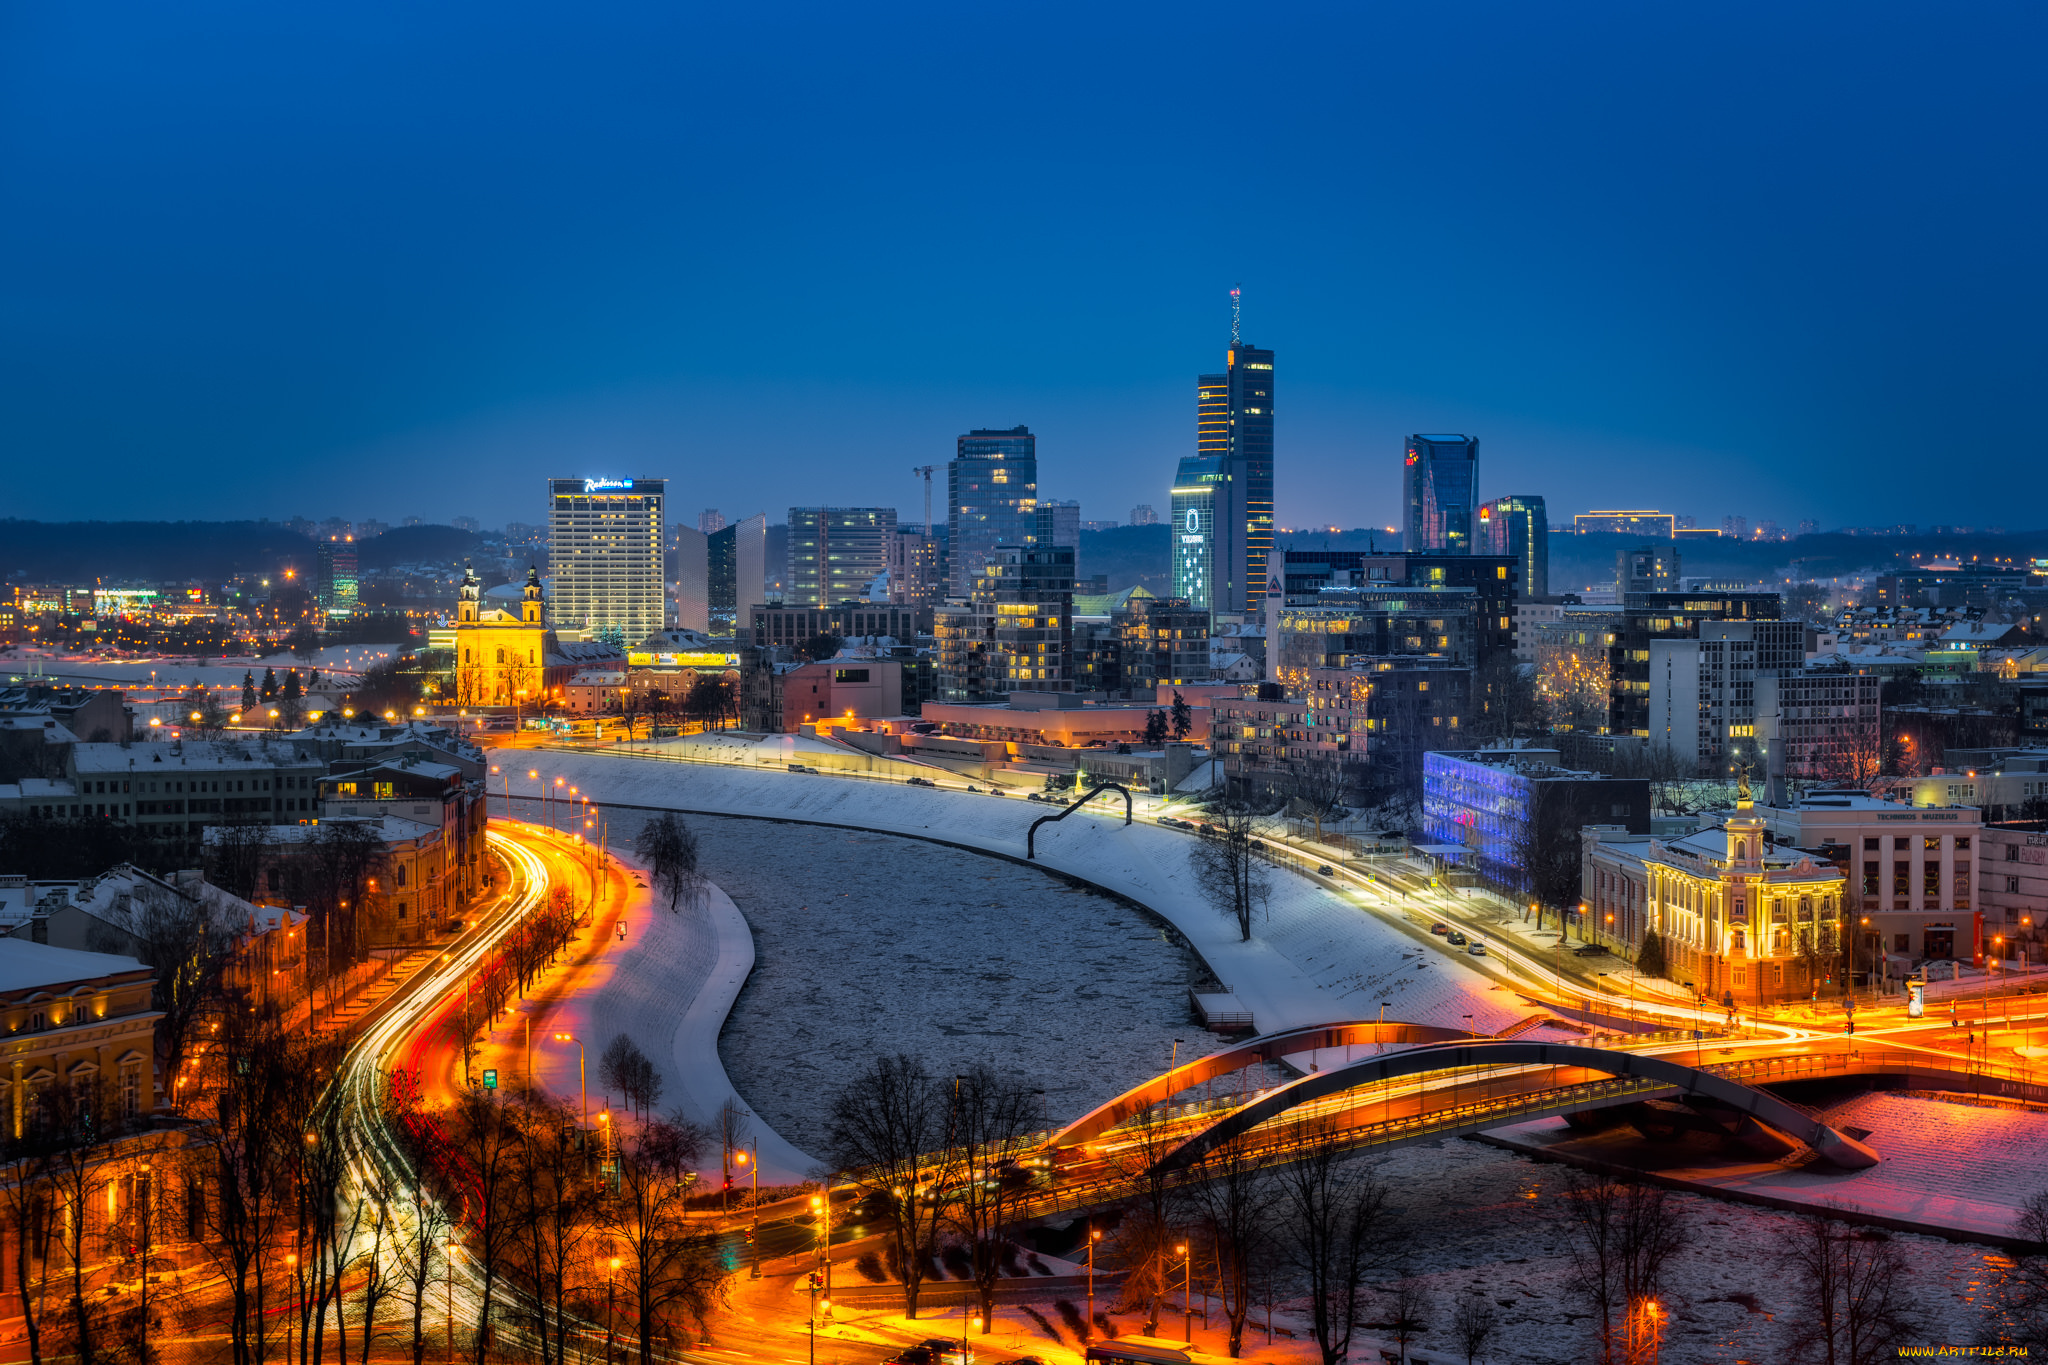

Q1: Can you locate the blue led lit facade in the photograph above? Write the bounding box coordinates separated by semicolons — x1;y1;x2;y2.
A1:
1422;749;1652;906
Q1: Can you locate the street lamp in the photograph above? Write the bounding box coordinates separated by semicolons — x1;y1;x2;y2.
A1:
607;1255;621;1365
809;1192;834;1299
1087;1225;1102;1335
1176;1242;1193;1343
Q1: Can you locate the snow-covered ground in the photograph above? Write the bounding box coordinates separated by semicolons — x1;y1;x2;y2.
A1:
1492;1088;2048;1243
493;748;1522;1042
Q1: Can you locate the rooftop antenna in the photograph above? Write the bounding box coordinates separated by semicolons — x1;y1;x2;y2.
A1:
1230;283;1242;346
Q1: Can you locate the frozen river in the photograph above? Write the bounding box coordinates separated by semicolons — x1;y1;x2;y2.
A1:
603;809;1217;1154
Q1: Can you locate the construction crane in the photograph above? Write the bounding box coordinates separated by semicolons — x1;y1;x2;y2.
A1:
911;465;936;534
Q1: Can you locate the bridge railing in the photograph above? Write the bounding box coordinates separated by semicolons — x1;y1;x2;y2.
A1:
1705;1046;2048;1100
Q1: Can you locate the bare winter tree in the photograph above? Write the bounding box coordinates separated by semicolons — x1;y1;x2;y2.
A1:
606;1114;728;1358
206;821;272;903
1190;807;1271;942
508;1094;594;1365
635;812;708;915
0;1110;67;1365
600;1033;662;1119
1272;1124;1396;1365
1774;1210;1922;1365
446;1086;524;1365
1186;1136;1277;1357
1557;1170;1689;1365
1382;1272;1432;1365
1101;1101;1191;1335
825;1054;953;1319
1285;757;1351;844
126;884;231;1101
1992;1188;2048;1349
1451;1288;1503;1365
943;1066;1037;1337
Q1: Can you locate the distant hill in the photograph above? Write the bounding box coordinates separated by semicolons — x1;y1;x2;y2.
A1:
353;524;480;570
0;518;482;584
0;519;317;583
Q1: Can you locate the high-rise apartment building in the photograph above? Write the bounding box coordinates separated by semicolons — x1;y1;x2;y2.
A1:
1478;495;1548;599
1174;341;1275;617
1618;544;1682;595
1129;504;1160;526
698;509;727;535
315;538;358;619
709;513;767;637
948;427;1039;597
548;477;667;643
1402;435;1479;554
935;544;1075;701
885;526;944;607
786;507;896;607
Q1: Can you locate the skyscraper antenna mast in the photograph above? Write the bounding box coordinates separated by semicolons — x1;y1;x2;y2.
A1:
1230;284;1242;345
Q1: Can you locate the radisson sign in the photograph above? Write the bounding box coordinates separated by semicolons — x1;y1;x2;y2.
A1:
583;478;635;493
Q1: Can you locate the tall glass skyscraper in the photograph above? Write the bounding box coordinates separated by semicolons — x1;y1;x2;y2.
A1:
947;426;1038;597
1479;494;1548;598
1402;434;1479;554
1174;341;1274;617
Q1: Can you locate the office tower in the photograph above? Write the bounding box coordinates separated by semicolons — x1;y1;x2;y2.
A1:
886;526;943;607
1479;495;1549;600
708;513;767;636
670;525;709;631
948;426;1038;596
547;476;667;644
786;507;897;606
1401;435;1478;553
1573;509;1677;538
1129;504;1160;526
1036;499;1081;553
1171;451;1222;613
1183;336;1275;617
314;538;358;619
698;509;727;535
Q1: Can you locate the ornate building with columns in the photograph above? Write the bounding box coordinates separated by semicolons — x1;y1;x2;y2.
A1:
1583;775;1847;1008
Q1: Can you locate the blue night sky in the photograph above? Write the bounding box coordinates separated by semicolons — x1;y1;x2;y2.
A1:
3;2;2043;533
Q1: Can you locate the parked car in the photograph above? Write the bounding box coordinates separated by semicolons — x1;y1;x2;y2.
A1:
1467;941;1488;956
788;763;812;773
907;776;937;787
1430;923;1450;935
1317;864;1335;875
1573;944;1610;957
1446;931;1468;946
